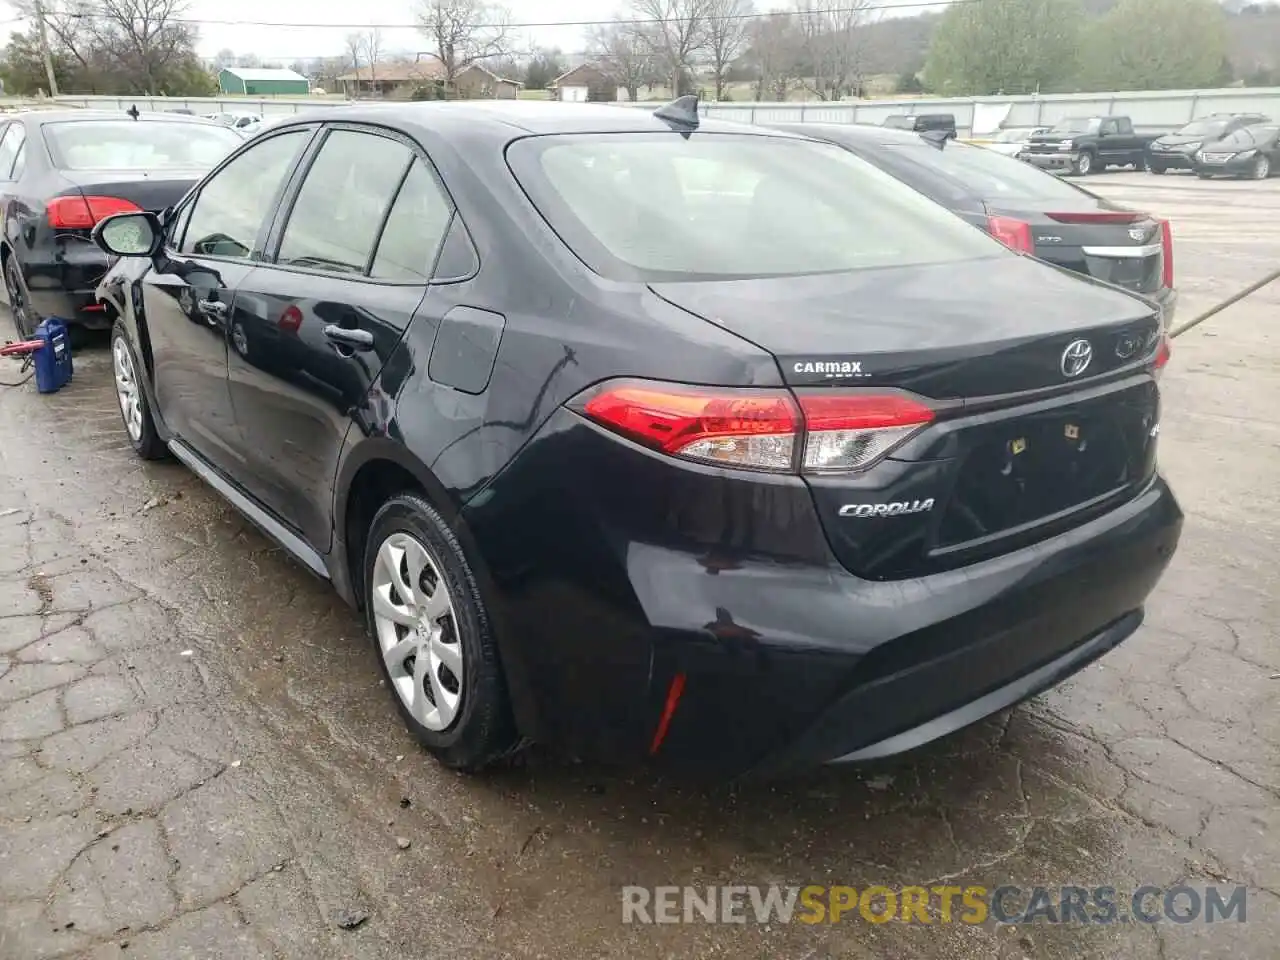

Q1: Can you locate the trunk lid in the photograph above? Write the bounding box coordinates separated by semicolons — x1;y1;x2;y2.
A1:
54;168;205;214
650;256;1163;580
988;198;1166;297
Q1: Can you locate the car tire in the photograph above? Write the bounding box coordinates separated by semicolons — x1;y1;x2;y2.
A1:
4;256;37;340
1197;171;1214;180
363;493;516;772
110;322;168;460
1251;155;1271;180
1146;158;1166;174
1073;151;1094;176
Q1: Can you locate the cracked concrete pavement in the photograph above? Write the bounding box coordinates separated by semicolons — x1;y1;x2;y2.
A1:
0;172;1277;959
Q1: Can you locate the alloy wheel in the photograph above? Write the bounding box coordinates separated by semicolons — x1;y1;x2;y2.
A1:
1254;156;1271;180
1076;153;1093;175
112;337;144;442
370;532;463;731
5;263;30;338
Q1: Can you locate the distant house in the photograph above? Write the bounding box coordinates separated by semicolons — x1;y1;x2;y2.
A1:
218;67;310;96
337;59;523;100
551;64;616;102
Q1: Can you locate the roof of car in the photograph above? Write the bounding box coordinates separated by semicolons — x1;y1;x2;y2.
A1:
17;109;233;128
768;121;930;146
260;100;798;141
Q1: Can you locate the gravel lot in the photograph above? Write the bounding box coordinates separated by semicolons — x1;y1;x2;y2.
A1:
0;170;1276;960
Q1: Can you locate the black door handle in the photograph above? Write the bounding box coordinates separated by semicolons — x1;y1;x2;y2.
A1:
323;324;374;352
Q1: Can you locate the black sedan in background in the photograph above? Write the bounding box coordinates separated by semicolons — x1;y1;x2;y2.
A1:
0;110;242;338
771;122;1177;323
1192;123;1280;180
1145;113;1269;174
94;100;1179;778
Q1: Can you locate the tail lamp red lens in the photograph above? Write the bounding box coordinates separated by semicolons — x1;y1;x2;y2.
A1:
576;380;935;474
987;215;1034;254
1158;218;1174;289
46;195;141;230
1154;334;1171;374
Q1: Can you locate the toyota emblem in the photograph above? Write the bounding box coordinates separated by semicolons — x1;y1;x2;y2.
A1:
1061;339;1094;378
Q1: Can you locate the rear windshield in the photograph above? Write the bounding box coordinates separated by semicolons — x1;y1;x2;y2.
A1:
506;133;1005;282
1048;118;1100;135
44;120;241;171
1177;119;1229;138
1216;125;1278;147
883;140;1088;202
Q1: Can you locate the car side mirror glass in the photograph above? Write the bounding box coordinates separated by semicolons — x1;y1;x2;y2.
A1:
93;212;160;257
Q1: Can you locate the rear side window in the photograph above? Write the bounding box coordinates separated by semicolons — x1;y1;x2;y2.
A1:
1218;125;1279;147
371;160;453;282
507;133;1003;282
277;129;412;274
881;140;1090;203
182;130;309;259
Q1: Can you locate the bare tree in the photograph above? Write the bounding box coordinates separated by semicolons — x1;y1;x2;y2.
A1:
704;0;754;99
362;28;383;89
749;10;802;100
86;0;203;93
589;22;653;101
415;0;512;88
795;0;871;101
628;0;713;97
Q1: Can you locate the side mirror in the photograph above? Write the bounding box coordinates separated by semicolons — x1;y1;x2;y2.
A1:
92;211;161;258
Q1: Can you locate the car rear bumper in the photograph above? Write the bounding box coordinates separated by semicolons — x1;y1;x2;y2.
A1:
465;410;1183;778
20;245;114;329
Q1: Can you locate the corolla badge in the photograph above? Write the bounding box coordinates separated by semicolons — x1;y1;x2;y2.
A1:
1060;339;1094;378
839;499;935;518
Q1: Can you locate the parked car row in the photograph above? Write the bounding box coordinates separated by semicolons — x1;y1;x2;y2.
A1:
985;111;1279;181
63;98;1181;780
0;110;244;338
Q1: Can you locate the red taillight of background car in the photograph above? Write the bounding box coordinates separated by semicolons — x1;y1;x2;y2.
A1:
987;215;1034;254
1159;218;1174;289
1154;334;1171;374
46;195;141;230
576;380;935;474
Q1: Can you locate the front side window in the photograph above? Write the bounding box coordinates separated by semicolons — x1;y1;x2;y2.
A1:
277;129;412;274
507;132;1004;283
181;130;310;260
1050;118;1101;136
0;123;21;179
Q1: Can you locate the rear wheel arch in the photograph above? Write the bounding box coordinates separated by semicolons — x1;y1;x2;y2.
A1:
337;443;464;613
336;444;539;743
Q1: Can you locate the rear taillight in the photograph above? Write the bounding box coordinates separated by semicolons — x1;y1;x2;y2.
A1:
46;195;141;230
574;380;934;475
1044;211;1143;225
797;392;935;472
1158;218;1174;288
1154;334;1171;374
987;215;1033;254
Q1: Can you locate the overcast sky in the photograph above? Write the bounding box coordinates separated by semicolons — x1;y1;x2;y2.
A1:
0;0;953;62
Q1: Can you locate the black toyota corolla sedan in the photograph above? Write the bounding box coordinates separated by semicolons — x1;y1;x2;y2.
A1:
91;100;1181;778
0;110;242;339
771;122;1178;325
1191;122;1280;180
